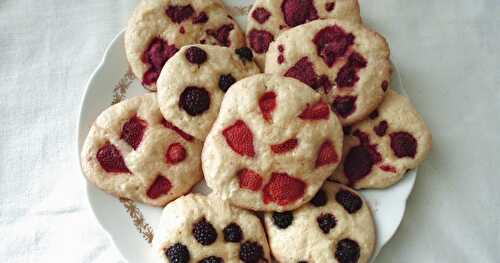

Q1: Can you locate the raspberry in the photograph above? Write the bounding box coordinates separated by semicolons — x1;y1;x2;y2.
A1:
380;165;397;173
285;57;318;88
179;26;185;34
281;0;318;27
165;5;194;23
142;69;161;86
248;29;274;54
278;45;285;52
185;46;207;65
218;74;236;92
310;189;327;207
222;120;255;158
381;80;389;91
161;119;194;142
165;143;187;164
252;7;271;24
223;223;243;243
146;175;172;199
262;172;306;206
271;138;298;154
272;211;294;229
325;2;336;11
299;101;330;120
206;24;234;47
198;256;223;263
315;140;339;167
335;52;367;88
317;74;333;93
121;116;147;150
179;86;211;116
374;120;388;137
165;243;190;263
352;130;370;145
192;218;218;246
238;168;263;191
335;190;363;214
313;25;354;67
331;96;356;118
193;12;208;24
239;241;264;263
141;38;178;85
369;110;379;119
317;213;337;234
96;143;130;173
258;91;277;121
343;144;381;183
335;239;360;263
277;54;285;64
235;47;254;62
390;132;417;158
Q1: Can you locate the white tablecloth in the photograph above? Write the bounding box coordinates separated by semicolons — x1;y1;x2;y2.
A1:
1;0;499;262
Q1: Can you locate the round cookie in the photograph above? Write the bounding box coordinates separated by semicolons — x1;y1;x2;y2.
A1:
265;19;391;125
331;90;432;189
157;44;260;141
125;0;246;91
247;0;361;68
264;181;375;263
153;193;271;263
80;94;202;206
202;74;343;211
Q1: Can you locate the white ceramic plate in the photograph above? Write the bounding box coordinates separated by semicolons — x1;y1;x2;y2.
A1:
77;2;416;262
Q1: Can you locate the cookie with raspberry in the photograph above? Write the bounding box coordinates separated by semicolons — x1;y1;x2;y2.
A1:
125;0;246;91
264;181;375;263
202;74;343;211
247;0;361;68
265;19;391;125
157;44;260;141
331;90;432;189
153;194;271;263
80;94;203;206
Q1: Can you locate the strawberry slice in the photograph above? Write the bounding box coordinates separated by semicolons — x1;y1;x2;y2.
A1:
96;143;130;173
161;118;194;142
121;116;147;150
238;168;263;191
299;101;330;120
165;143;187;164
146;175;172;199
259;91;277;121
315;140;339;167
270;138;298;154
222;120;255;158
263;172;306;206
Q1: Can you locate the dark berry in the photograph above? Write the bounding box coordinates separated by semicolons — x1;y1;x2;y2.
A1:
335;239;360;263
374;120;388;137
335;52;367;88
298;261;308;263
198;256;223;263
368;110;379;119
317;213;337;234
335;190;363;214
218;74;236;92
390;132;417;158
331;96;357;118
325;2;336;11
192;218;217;246
239;241;264;263
185;46;207;65
235;47;254;62
165;5;194;23
193;12;209;24
179;86;210;116
165;243;190;263
343;145;381;183
272;211;294;229
223;223;243;243
311;189;327;207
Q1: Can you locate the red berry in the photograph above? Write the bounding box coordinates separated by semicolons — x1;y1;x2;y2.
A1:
238;168;263;191
165;5;194;23
331;96;356;118
258;91;277;121
206;24;234;47
147;175;172;199
374;120;388;136
299;101;330;120
271;138;298;154
96;143;130;173
335;52;367;88
263;172;306;206
192;12;208;24
161;118;194;142
165;143;187;164
390;132;417;158
380;165;397;173
248;29;274;54
312;25;354;67
252;7;271;24
281;0;319;27
121;116;147;150
315;140;339;167
222;120;255;158
285;57;318;89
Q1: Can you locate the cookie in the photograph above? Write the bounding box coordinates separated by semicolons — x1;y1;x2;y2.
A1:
80;94;203;206
247;0;361;68
157;44;260;141
265;19;391;125
202;74;343;211
125;0;246;91
331;90;432;189
153;193;271;263
264;181;375;263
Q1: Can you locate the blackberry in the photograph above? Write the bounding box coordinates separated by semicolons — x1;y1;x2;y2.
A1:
335;190;363;214
185;46;207;64
198;256;223;263
316;213;337;234
165;243;190;263
272;211;293;229
192;217;217;246
239;241;264;263
223;223;243;243
335;239;360;263
218;74;236;92
179;86;210;116
310;189;327;207
235;47;254;62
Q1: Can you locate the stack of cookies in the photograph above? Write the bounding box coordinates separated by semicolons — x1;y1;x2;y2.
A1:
80;0;432;262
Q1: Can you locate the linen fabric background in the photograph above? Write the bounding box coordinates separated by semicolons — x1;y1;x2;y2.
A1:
0;0;499;262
